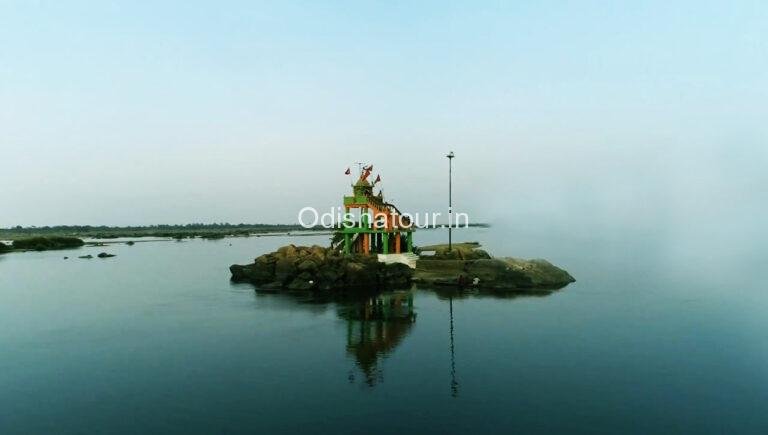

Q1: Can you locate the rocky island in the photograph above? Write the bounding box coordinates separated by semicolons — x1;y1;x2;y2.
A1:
230;242;575;292
231;166;574;293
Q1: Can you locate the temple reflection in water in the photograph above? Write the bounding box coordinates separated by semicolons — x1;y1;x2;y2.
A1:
338;291;416;386
244;285;553;395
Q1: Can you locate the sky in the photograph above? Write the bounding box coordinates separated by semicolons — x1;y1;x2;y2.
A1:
1;1;766;245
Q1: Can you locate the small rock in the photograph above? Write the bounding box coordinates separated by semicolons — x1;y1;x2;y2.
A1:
97;252;116;258
79;255;93;259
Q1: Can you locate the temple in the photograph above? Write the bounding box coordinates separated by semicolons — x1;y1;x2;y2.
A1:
341;165;414;255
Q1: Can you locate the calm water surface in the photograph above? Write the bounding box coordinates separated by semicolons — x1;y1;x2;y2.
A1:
1;227;766;434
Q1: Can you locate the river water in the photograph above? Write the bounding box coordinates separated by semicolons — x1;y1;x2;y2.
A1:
1;226;766;434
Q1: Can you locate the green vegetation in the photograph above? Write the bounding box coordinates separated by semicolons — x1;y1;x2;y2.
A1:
11;236;85;251
0;223;324;240
0;242;11;253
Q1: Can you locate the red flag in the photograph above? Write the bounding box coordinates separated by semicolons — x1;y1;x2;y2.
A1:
374;174;381;183
344;167;351;175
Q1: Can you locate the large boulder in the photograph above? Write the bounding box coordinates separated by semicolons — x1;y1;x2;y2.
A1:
465;259;535;289
277;244;298;258
297;259;318;272
230;253;276;284
274;256;298;285
501;258;575;289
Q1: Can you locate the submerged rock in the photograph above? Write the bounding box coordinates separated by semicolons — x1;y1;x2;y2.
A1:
230;244;412;292
78;255;93;259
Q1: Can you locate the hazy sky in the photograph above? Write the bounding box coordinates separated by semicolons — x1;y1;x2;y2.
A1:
1;1;766;238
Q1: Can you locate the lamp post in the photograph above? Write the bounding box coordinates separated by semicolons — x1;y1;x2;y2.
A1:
446;151;455;251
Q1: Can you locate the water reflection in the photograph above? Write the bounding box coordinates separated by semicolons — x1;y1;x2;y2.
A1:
337;291;416;386
334;288;557;394
431;287;557;300
448;296;459;397
242;285;556;395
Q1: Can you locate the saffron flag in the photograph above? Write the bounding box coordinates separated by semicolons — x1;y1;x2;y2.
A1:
344;167;351;175
374;174;381;183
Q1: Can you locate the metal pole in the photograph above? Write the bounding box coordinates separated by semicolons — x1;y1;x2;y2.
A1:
447;151;454;251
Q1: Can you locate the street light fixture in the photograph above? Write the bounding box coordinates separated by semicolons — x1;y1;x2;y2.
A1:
446;151;455;251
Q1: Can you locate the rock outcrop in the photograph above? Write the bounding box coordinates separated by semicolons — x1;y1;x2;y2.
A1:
414;257;575;290
231;243;575;293
230;245;413;291
414;242;575;290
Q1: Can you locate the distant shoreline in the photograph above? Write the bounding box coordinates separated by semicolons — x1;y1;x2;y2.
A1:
0;224;321;241
0;222;490;242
